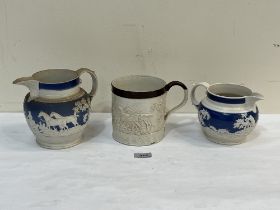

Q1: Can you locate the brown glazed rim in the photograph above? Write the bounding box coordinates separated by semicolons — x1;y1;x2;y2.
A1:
112;80;187;99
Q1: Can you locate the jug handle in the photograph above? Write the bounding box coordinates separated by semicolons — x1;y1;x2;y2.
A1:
164;81;188;120
191;82;210;109
76;68;98;100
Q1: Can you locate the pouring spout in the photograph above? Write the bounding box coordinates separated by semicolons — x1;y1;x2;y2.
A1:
245;92;264;107
13;76;33;85
13;76;39;101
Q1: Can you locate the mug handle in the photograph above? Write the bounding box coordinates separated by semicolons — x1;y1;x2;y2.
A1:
164;81;188;120
76;68;98;100
191;82;210;109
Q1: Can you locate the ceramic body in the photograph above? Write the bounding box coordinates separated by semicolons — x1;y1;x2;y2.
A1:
191;82;263;145
112;75;188;146
112;94;166;146
14;68;97;149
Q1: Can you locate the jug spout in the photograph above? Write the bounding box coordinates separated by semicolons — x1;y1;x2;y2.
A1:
245;92;264;107
13;76;39;101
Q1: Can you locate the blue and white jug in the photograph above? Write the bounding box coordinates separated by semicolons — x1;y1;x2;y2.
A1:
191;82;264;145
13;68;98;149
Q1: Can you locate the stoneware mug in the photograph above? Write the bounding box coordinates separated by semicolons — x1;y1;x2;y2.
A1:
191;82;264;145
13;68;98;149
111;75;188;146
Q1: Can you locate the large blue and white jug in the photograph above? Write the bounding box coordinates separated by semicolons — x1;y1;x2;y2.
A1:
191;83;264;145
13;68;98;149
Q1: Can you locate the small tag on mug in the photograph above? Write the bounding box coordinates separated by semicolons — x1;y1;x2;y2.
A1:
134;152;152;158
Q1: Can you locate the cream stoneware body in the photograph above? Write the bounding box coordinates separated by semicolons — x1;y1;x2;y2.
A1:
191;82;264;145
13;68;98;149
112;75;188;146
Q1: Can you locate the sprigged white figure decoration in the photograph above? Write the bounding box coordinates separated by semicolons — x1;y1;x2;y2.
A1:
234;113;255;130
114;106;153;135
38;112;68;130
50;112;79;126
72;97;91;113
198;109;210;126
26;98;90;137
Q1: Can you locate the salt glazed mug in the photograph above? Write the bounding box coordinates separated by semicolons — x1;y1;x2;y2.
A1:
191;82;264;145
13;68;97;149
111;75;188;146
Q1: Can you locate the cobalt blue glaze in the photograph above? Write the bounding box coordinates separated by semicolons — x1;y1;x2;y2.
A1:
39;78;80;90
198;103;259;133
24;93;90;132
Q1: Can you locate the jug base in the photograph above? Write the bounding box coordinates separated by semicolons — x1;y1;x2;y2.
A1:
112;129;165;146
36;132;83;149
202;129;247;145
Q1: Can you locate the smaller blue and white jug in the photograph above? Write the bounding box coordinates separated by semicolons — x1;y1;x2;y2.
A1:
13;68;97;149
191;82;264;145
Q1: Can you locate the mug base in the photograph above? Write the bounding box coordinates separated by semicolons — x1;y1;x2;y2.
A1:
36;132;83;149
112;129;165;146
202;128;247;145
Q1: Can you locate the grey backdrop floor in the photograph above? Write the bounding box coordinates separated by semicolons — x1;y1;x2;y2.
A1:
0;113;279;210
